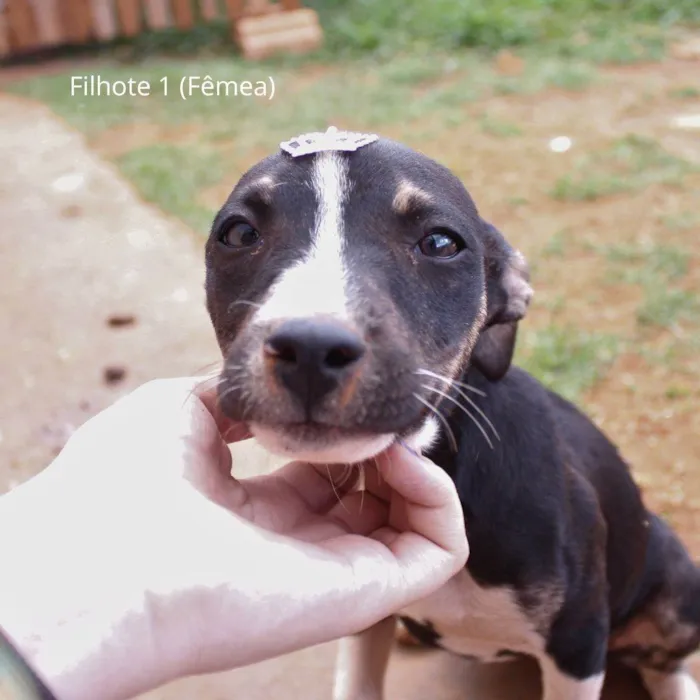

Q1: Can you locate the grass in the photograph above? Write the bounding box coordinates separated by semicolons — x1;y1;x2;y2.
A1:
117;143;224;232
480;116;523;137
307;0;697;57
604;243;690;282
637;288;700;328
668;86;700;100
516;325;620;402
665;385;692;400
660;211;700;231
550;135;697;202
542;229;569;257
598;241;698;330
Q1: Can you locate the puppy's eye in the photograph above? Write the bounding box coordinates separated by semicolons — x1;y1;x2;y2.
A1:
417;230;463;259
219;222;261;249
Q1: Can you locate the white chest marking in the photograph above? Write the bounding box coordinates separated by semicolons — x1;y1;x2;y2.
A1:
400;569;544;662
640;668;700;700
254;152;350;324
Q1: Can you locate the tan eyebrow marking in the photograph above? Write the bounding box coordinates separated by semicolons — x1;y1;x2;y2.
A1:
392;180;434;215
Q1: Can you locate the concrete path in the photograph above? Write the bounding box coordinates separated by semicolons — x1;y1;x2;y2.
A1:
0;94;657;699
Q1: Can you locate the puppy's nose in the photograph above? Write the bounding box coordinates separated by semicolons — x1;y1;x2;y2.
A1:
264;318;366;410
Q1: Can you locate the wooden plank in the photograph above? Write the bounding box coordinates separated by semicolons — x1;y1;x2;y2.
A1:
28;0;62;46
170;0;195;28
198;0;220;21
90;0;119;40
236;7;321;59
224;0;246;20
239;21;321;59
238;6;314;34
244;0;277;16
5;0;39;51
59;0;93;43
0;5;10;57
143;0;172;29
114;0;142;36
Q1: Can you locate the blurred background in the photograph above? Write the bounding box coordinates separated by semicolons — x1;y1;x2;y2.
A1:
0;1;699;698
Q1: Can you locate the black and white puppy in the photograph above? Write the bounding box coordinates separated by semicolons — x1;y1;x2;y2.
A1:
204;131;700;700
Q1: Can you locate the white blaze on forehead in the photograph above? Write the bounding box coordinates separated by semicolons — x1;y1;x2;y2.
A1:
254;152;350;324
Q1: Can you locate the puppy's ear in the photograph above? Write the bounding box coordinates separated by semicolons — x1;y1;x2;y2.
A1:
471;223;533;381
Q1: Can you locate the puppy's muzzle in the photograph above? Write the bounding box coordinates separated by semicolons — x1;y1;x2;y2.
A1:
263;317;366;415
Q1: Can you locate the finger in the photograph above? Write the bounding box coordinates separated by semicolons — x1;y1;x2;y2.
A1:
234;462;361;530
324;491;389;536
290;491;388;542
193;380;251;444
361;456;395;504
375;443;468;560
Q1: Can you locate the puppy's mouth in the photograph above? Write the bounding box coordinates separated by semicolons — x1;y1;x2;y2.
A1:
249;420;398;464
246;410;440;465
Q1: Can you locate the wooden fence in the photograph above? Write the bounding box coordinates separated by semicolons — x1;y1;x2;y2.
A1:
0;0;302;58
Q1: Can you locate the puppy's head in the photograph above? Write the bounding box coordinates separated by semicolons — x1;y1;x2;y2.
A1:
205;133;532;463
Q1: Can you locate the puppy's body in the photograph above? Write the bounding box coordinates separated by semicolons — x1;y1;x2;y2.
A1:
205;131;700;699
389;366;700;699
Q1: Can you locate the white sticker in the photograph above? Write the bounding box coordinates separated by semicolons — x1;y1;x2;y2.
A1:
280;126;379;157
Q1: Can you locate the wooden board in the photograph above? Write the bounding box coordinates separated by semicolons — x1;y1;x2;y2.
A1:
28;0;62;46
224;0;246;20
0;6;10;57
235;7;321;60
244;0;279;16
143;0;172;29
170;0;195;29
59;0;93;44
90;0;119;40
5;0;39;51
115;0;142;36
199;0;221;21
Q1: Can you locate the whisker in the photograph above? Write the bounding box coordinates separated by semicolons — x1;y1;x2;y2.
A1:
217;382;245;405
359;463;366;514
326;464;349;513
182;372;224;408
413;393;458;453
336;464;355;490
372;455;384;488
415;368;487;397
451;386;500;443
229;299;262;311
420;375;500;443
422;384;494;450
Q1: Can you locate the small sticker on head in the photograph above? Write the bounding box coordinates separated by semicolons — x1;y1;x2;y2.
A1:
280;126;379;157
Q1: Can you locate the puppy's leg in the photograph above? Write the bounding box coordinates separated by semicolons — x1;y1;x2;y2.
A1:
539;605;609;700
639;668;700;700
609;516;700;700
539;654;605;700
333;616;396;700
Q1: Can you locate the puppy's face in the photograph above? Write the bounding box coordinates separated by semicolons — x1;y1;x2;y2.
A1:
205;136;531;463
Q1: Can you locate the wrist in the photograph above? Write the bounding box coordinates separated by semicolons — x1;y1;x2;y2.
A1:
0;487;169;700
0;623;56;699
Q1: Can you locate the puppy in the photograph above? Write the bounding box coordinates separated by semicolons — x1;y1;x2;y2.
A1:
204;129;700;700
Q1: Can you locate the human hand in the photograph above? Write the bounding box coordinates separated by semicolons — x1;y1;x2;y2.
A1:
0;377;468;700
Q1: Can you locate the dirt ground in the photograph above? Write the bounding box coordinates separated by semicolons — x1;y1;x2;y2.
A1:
1;50;700;698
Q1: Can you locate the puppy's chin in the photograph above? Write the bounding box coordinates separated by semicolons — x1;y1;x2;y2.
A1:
249;417;441;465
250;423;394;464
